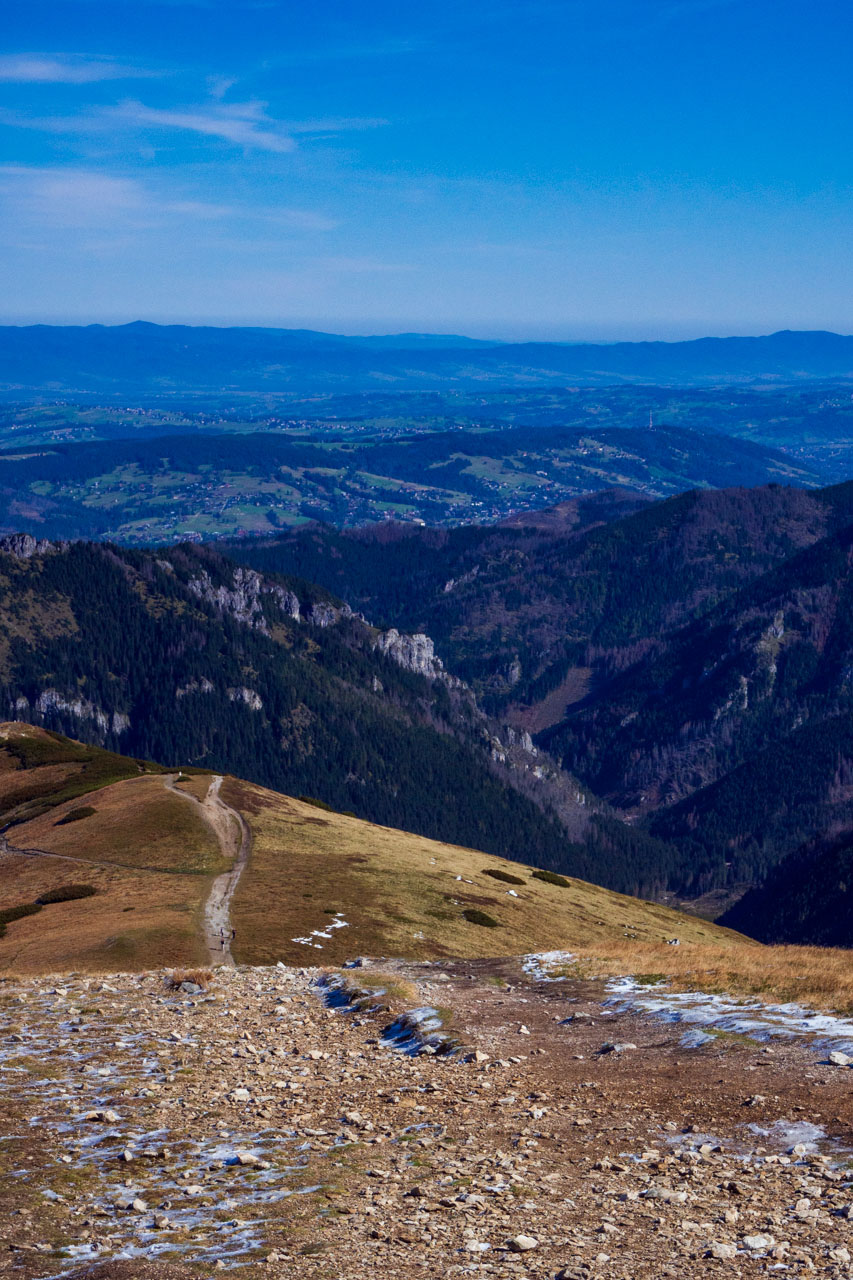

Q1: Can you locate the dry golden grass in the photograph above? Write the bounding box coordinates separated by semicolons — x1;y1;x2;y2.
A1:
1;726;847;1014
170;773;214;803
0;773;223;974
0;760;85;811
224;777;745;967
11;775;223;874
165;967;214;990
320;968;419;1008
0;852;209;975
578;939;853;1015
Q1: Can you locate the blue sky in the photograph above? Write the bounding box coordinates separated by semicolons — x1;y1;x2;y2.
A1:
2;0;851;338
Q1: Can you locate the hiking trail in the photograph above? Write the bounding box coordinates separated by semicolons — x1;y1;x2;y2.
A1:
166;773;251;965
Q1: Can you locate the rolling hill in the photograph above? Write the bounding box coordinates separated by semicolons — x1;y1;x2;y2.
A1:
0;723;742;975
0;421;820;545
3;322;853;394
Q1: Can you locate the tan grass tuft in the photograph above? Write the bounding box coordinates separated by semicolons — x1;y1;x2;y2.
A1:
580;940;853;1014
165;968;214;991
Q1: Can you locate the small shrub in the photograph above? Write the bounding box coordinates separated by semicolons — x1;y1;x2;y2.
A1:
463;907;500;928
483;867;526;886
36;884;97;905
55;806;96;826
165;968;213;992
298;795;334;812
532;868;571;888
0;902;42;938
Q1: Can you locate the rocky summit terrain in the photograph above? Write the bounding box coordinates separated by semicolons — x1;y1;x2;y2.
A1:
1;956;851;1280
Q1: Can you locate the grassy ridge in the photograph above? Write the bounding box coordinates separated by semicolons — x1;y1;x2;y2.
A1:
0;723;155;826
0;725;219;973
225;776;745;967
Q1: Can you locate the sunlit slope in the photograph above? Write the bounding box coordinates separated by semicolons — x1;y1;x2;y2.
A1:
0;722;747;975
224;777;747;965
0;723;220;973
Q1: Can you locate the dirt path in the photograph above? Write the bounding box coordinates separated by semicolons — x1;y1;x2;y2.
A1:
165;774;251;965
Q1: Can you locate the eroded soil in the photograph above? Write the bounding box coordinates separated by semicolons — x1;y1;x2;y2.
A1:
0;957;850;1280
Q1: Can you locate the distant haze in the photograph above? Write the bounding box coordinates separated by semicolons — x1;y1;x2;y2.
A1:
3;1;852;334
2;323;853;396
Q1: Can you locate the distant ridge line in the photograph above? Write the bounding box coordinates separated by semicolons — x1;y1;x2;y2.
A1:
2;324;853;393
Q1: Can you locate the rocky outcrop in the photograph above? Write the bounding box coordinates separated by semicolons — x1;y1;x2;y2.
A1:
374;629;447;681
309;600;354;628
13;689;129;736
187;568;300;633
227;687;263;711
504;724;536;755
176;678;214;698
0;533;61;559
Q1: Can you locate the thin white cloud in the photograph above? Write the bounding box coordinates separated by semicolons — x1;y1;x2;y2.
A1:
207;75;237;101
0;165;148;229
110;99;297;152
277;117;388;134
0;85;387;154
0;164;337;236
0;54;156;84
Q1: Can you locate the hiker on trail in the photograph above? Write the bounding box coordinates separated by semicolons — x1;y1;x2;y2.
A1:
231;928;236;941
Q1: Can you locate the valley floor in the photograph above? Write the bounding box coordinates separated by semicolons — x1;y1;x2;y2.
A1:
0;959;851;1280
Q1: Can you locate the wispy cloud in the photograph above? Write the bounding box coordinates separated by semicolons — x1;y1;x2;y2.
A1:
109;99;297;152
109;101;387;152
276;117;388;135
0;94;389;154
0;54;156;84
0;165;149;229
0;164;337;236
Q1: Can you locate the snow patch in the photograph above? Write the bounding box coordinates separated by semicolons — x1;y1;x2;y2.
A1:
291;913;349;949
605;976;853;1058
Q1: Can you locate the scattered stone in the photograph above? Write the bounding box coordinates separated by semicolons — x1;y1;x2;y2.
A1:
742;1233;775;1251
507;1234;538;1252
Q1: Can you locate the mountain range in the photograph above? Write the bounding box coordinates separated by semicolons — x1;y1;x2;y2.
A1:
229;480;853;942
6;471;853;944
3;323;853;395
0;532;666;894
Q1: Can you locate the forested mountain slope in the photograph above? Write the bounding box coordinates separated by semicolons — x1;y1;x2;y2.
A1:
230;481;853;720
231;484;853;934
0;535;671;887
543;517;853;904
719;829;853;946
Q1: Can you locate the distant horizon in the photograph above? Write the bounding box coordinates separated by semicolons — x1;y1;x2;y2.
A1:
1;317;852;347
5;2;852;338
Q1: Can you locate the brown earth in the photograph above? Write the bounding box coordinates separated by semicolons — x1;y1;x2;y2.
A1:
0;959;850;1280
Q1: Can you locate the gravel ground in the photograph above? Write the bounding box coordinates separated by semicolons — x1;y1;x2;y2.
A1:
0;958;850;1280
